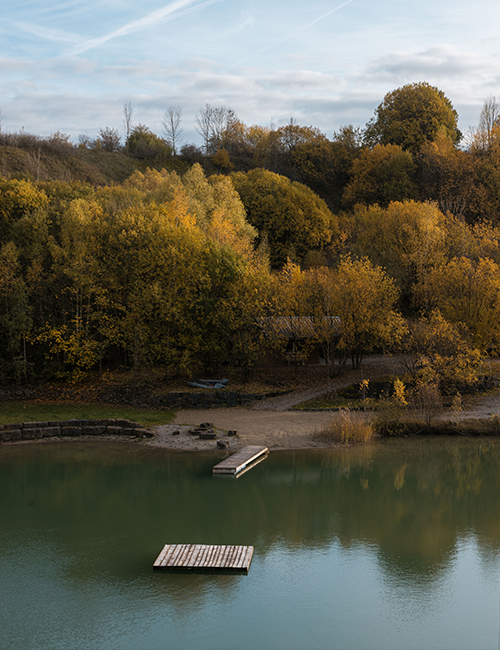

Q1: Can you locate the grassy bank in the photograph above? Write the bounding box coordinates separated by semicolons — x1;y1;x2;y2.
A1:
0;402;175;427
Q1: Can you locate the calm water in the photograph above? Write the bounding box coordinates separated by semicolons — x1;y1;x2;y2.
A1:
2;438;500;650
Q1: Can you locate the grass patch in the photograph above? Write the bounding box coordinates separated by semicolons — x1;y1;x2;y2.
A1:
0;402;175;427
293;395;383;411
314;409;375;445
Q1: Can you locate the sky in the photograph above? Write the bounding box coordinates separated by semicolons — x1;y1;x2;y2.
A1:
2;0;500;146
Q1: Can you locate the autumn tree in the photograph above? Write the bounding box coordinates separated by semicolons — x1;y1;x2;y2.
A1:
0;242;32;380
418;130;499;223
340;200;447;311
298;266;340;384
401;310;481;393
332;256;405;370
231;168;337;268
343;143;417;209
365;82;462;154
425;256;500;353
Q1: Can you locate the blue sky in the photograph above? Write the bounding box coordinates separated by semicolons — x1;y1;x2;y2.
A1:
2;0;500;145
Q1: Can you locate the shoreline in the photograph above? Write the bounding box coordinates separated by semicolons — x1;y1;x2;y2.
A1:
2;388;500;452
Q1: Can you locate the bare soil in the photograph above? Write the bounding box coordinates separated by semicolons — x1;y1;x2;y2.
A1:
146;356;500;452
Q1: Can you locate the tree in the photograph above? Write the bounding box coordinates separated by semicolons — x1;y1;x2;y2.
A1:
469;96;500;153
231;168;337;268
341;200;448;311
195;104;242;154
400;310;481;393
418;133;490;221
343;143;417;208
122;102;133;154
299;266;340;385
212;148;233;173
195;104;213;154
365;82;461;154
0;242;32;380
126;125;171;160
162;106;183;155
425;256;500;353
96;127;121;152
332;256;405;369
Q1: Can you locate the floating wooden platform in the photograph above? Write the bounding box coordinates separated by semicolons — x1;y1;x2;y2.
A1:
153;544;254;572
213;445;268;475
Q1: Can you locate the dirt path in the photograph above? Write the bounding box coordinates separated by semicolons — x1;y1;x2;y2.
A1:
251;355;402;411
145;355;500;452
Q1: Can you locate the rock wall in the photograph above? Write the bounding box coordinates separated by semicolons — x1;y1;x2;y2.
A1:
155;391;266;408
0;419;155;442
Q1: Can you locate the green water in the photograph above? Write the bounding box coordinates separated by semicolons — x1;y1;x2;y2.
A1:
1;438;500;650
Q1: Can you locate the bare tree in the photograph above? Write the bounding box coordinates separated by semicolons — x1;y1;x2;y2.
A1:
162;106;183;155
195;104;214;153
195;104;241;154
123;102;133;153
0;106;3;135
478;95;500;149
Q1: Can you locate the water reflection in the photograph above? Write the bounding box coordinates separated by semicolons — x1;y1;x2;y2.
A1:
2;438;500;649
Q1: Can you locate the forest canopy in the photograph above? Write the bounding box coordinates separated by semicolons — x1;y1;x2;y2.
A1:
1;83;500;388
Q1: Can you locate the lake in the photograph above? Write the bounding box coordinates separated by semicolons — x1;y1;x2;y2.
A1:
1;438;500;650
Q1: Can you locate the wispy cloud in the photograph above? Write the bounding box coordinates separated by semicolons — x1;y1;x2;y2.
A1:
229;0;356;69
66;0;223;56
14;21;83;44
222;14;254;38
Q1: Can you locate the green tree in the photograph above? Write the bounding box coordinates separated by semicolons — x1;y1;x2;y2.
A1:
365;82;461;154
231;168;337;268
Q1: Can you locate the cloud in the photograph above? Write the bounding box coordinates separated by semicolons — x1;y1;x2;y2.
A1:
13;21;83;44
366;45;481;80
66;0;223;56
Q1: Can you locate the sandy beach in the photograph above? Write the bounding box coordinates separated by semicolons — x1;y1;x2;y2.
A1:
146;408;335;452
143;389;500;452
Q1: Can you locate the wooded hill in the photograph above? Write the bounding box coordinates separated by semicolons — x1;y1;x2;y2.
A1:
1;82;499;390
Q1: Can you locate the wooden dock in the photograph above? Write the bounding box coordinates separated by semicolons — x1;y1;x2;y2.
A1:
153;544;254;572
213;445;268;475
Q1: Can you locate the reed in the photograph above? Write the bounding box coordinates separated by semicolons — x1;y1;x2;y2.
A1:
315;408;375;445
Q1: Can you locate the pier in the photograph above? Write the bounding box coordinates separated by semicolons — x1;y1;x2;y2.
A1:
212;445;268;475
153;544;254;572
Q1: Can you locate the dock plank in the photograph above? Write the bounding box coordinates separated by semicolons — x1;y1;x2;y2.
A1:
154;544;254;572
213;445;268;475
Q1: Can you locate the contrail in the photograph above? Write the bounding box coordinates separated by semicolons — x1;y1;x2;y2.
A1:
228;0;355;69
67;0;222;55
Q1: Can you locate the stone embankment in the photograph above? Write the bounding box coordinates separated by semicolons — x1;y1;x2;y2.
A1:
156;391;265;409
0;419;155;442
